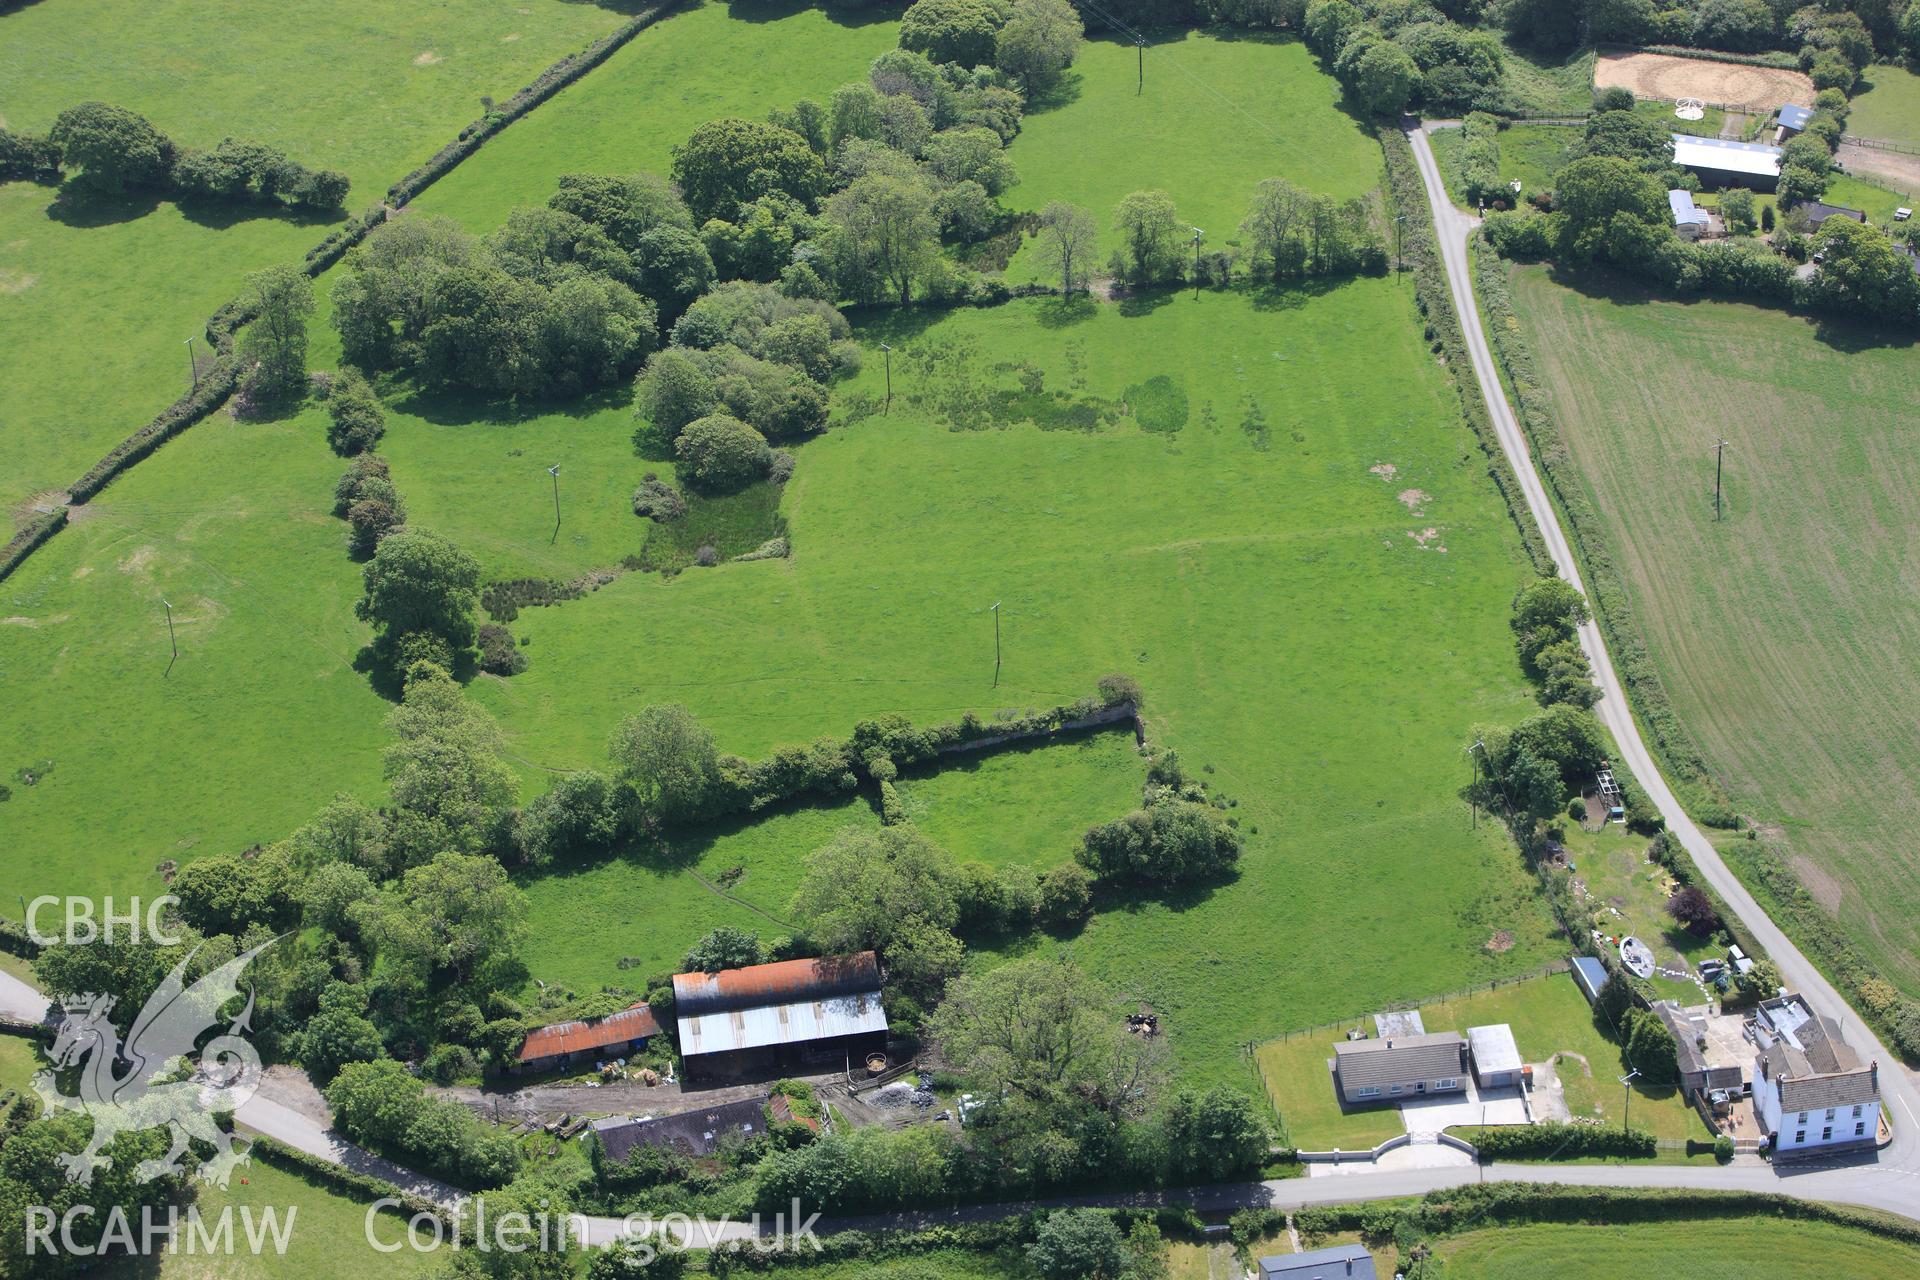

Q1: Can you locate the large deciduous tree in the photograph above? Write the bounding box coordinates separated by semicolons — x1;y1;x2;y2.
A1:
240;264;315;397
1036;201;1097;294
995;0;1084;93
609;703;722;825
355;528;482;672
823;173;942;304
671;118;826;223
48;102;173;194
1111;189;1181;285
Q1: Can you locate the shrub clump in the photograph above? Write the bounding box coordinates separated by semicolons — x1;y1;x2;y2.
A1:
326;367;387;456
673;414;772;494
631;473;688;522
476;623;527;676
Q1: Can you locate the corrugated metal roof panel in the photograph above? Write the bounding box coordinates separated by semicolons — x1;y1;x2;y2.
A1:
673;952;881;1017
679;991;887;1056
517;1003;660;1062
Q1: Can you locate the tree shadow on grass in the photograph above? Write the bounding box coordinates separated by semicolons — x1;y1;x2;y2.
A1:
723;0;904;29
845;301;954;346
1034;294;1100;328
175;196;343;233
1022;70;1086;117
1245;276;1353;311
45;187;162;228
1114;285;1179;318
392;381;634;428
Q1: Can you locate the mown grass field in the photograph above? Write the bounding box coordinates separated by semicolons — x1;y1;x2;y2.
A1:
133;1158;441;1280
1438;1215;1920;1278
998;31;1380;284
1506;264;1920;999
0;1034;43;1097
1849;63;1920;148
1256;970;1708;1149
0;0;632;515
410;0;903;234
1427;123;1577;211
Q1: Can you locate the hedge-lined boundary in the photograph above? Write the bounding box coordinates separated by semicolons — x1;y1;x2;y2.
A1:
5;1;686;581
1377;127;1554;578
1288;1182;1920;1248
1469;247;1732;823
246;1134;452;1224
1468;1121;1655;1160
0;508;68;584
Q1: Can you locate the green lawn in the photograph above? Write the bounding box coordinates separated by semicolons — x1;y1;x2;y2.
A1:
1257;970;1709;1148
0;0;632;515
1428;123;1577;211
411;0;903;235
1439;1216;1920;1279
1506;264;1920;1000
1848;63;1920;149
765;1251;1026;1279
998;31;1381;285
1555;817;1718;1006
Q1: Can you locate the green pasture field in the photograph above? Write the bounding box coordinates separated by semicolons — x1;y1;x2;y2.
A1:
3;275;1564;1088
1849;63;1920;149
0;400;390;899
1256;970;1709;1149
473;283;1562;1082
1427;123;1576;211
130;1158;441;1280
1506;264;1920;999
997;31;1380;285
0;0;629;514
1438;1215;1920;1279
517;727;1143;997
411;0;903;235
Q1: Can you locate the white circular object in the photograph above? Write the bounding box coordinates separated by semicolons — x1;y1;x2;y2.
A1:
1675;98;1705;121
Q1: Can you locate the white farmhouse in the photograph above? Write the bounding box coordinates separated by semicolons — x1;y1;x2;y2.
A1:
1751;993;1881;1159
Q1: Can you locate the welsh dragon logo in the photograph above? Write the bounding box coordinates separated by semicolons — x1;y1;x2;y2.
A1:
32;940;273;1187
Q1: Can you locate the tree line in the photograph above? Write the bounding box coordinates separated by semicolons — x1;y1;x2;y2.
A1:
3;102;347;210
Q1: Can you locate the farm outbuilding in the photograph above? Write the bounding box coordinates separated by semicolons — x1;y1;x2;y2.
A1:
1669;189;1712;241
595;1096;769;1163
1788;200;1866;231
514;1003;660;1075
1467;1023;1524;1089
1571;956;1611;1006
1671;134;1781;191
1774;103;1813;142
673;951;888;1081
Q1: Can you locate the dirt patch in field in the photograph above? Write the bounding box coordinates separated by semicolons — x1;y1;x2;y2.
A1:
501;32;521;41
118;545;157;575
413;50;443;66
0;269;36;294
11;490;68;529
1837;143;1920;195
1485;930;1516;953
1398;488;1429;513
1369;462;1397;480
1407;527;1448;552
1790;854;1847;912
1596;51;1814;111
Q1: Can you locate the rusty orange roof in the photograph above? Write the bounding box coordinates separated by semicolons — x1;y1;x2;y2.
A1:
768;1095;821;1131
672;951;881;1018
517;1003;660;1062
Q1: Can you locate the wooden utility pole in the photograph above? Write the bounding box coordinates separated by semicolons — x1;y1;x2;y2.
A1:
162;598;179;678
880;343;893;413
548;464;562;544
1712;438;1731;522
991;601;1001;686
1136;36;1145;94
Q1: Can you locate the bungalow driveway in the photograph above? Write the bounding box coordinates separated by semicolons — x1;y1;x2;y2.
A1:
1399;1076;1530;1135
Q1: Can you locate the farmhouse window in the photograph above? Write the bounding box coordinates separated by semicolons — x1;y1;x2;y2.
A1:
1822;1127;1832;1140
1856;1123;1866;1136
1795;1131;1805;1143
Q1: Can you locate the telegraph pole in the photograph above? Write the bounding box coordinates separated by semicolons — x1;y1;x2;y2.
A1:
162;598;179;678
991;601;1001;687
880;343;893;414
1189;227;1204;298
1136;35;1146;94
1468;739;1485;829
185;337;198;390
1619;1068;1640;1133
1712;438;1730;522
548;464;562;544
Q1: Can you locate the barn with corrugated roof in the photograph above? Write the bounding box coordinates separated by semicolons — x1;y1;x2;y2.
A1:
671;952;888;1080
514;1002;661;1075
